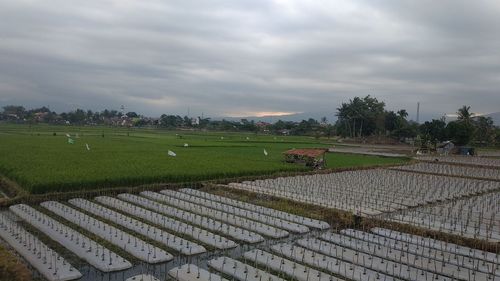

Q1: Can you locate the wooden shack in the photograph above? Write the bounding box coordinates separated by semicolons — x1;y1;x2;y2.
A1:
284;148;327;168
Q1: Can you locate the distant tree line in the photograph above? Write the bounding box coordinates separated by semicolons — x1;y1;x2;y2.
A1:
0;105;335;137
419;106;498;147
0;105;144;126
1;101;498;146
335;96;499;146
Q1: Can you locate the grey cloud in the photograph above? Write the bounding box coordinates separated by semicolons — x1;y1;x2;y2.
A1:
0;0;499;120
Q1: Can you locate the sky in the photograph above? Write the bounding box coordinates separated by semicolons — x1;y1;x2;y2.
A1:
0;0;499;121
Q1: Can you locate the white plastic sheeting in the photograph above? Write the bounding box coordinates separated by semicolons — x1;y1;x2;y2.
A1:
208;256;285;281
69;198;205;255
270;243;396;281
95;196;237;249
371;228;500;264
169;264;229;281
41;201;172;263
318;234;493;281
161;189;309;233
10;204;131;272
387;191;500;242
341;229;500;277
141;191;289;238
243;249;342;281
416;156;500;168
179;188;330;230
117;193;263;244
0;214;82;281
228;169;499;216
392;162;500;180
297;238;452;281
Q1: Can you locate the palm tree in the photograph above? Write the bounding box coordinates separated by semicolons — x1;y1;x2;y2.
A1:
336;103;352;137
397;109;408;119
457;105;474;126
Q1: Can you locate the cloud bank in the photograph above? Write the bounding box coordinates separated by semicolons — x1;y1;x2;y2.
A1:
1;0;499;120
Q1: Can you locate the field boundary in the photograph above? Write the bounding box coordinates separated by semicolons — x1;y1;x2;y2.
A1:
0;176;27;203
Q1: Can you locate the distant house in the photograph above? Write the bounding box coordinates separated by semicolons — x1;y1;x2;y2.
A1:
256;121;271;132
278;129;291;135
34;112;49;122
191;117;201;126
437;141;454;155
5;114;19;120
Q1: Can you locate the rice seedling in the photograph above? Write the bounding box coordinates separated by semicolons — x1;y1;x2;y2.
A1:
0;124;406;194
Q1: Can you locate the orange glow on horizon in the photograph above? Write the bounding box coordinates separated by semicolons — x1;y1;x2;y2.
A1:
224;111;301;118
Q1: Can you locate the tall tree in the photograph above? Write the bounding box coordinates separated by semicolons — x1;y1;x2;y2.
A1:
384;111;398;132
126;112;138;118
397;109;408;119
336;95;385;137
474;116;495;145
446;105;476;146
419;119;447;147
2;105;26;118
457;105;474;125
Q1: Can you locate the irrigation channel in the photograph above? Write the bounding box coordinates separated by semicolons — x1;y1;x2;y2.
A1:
1;158;500;281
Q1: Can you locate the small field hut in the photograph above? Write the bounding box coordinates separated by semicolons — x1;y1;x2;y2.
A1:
284;148;327;168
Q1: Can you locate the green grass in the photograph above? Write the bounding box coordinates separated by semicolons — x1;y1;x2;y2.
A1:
325;152;408;168
0;124;327;193
0;124;407;194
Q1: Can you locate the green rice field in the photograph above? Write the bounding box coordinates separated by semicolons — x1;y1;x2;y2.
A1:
0;124;408;194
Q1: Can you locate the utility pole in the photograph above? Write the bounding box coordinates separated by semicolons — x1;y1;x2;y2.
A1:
416;102;420;124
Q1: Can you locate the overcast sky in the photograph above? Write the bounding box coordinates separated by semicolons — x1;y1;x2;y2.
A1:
0;0;499;120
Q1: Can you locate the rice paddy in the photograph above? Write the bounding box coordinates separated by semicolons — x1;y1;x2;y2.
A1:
0;124;407;194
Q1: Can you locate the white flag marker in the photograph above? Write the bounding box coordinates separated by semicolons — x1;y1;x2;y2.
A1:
168;150;176;157
85;144;90;151
263;149;268;156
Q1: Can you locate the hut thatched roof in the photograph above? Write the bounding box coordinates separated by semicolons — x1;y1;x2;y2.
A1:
284;148;327;158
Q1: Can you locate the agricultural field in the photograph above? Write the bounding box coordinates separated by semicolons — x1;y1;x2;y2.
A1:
416;155;500;168
1;188;334;280
2;187;499;281
2;124;500;281
228;169;500;216
388;190;500;241
324;152;408;168
392;162;500;180
0;124;407;194
477;149;500;157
